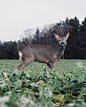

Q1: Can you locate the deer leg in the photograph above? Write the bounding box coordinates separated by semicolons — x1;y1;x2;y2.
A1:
46;63;54;72
47;63;54;70
17;58;34;74
46;64;50;71
46;64;50;74
17;61;24;69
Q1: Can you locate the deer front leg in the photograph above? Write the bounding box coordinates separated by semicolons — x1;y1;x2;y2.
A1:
46;64;50;71
46;63;54;71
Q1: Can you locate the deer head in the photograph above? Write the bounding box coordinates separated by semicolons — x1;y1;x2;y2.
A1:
54;33;70;47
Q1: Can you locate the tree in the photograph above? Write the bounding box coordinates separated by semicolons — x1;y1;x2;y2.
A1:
65;17;80;59
34;28;40;44
0;41;2;59
78;18;86;59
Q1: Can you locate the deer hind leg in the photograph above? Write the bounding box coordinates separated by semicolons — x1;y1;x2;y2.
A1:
17;61;25;74
17;58;34;74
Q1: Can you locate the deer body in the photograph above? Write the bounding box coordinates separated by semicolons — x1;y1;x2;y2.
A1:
17;33;69;74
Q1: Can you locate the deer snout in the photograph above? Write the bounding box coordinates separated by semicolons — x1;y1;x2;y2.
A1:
61;42;65;45
61;42;67;46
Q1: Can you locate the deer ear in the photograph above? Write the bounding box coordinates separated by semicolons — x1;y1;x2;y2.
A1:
65;33;70;40
54;34;59;40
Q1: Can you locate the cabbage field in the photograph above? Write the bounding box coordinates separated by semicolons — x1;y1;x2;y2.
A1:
0;60;86;107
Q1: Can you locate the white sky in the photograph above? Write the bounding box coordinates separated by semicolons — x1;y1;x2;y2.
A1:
0;0;86;42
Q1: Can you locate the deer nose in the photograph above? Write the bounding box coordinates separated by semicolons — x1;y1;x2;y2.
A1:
61;42;65;45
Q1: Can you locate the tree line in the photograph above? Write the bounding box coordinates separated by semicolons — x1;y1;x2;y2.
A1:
0;17;86;59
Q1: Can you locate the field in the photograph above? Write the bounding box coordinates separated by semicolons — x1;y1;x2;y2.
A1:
0;59;86;107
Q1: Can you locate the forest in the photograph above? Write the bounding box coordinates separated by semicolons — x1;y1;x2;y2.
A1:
0;17;86;59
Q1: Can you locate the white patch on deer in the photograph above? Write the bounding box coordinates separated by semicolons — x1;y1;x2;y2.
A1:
19;51;22;60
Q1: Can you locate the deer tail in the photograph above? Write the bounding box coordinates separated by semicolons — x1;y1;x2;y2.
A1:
19;51;22;60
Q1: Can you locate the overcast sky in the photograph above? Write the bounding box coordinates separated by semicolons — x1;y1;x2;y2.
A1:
0;0;86;42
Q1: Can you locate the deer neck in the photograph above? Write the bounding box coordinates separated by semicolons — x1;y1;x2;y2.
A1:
57;44;66;56
57;44;66;50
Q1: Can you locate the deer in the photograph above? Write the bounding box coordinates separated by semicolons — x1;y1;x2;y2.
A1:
17;33;70;74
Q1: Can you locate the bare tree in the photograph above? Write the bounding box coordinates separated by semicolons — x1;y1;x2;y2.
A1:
18;29;35;50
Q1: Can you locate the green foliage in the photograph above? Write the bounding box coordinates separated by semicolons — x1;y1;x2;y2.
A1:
0;60;86;107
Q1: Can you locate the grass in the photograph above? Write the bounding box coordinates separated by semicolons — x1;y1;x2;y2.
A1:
0;59;86;107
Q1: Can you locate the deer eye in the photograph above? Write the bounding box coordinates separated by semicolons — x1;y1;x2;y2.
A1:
59;40;61;41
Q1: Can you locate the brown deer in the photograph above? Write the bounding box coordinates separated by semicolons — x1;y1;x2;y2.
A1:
17;33;70;74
